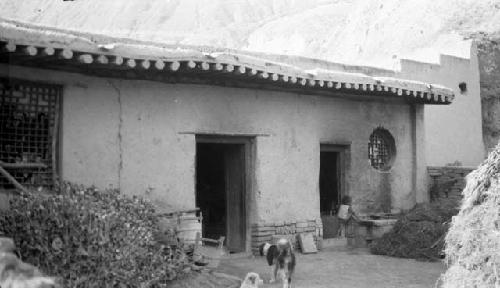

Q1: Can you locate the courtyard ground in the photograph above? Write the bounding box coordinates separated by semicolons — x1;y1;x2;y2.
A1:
216;245;446;288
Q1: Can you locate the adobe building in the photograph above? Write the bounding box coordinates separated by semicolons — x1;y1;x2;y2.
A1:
0;19;455;253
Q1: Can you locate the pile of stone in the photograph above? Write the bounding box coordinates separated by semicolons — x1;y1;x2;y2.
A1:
251;219;322;254
441;143;500;287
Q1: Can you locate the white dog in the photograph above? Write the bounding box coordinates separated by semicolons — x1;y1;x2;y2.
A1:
240;272;264;288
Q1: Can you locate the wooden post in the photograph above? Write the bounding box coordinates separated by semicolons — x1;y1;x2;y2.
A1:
52;100;60;187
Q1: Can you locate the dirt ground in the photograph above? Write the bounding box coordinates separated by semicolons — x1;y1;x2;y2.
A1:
217;246;446;288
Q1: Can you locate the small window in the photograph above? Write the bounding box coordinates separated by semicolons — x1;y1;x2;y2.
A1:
368;127;396;171
0;78;61;189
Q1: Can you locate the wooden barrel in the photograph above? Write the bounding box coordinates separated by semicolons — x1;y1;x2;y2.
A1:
177;214;201;245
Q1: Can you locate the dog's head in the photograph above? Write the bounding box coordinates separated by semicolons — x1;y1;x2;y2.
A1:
277;238;293;254
240;272;263;288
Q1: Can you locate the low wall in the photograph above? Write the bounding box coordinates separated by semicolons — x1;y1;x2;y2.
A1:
427;166;475;207
250;219;322;255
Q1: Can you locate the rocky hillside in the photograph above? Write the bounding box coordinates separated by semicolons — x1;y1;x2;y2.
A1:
1;0;499;69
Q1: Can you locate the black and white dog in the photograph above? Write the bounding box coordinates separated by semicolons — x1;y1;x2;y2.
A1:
258;238;296;288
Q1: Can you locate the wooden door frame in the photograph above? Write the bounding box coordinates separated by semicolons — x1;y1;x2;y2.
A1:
195;135;255;253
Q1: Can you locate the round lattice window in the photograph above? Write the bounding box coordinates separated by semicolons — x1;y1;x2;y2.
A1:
368;127;396;171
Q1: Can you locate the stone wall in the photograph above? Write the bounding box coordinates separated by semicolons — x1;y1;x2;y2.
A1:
427;166;475;207
251;219;322;255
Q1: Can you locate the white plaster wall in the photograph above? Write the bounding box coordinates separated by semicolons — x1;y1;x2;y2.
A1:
0;64;419;222
397;52;485;167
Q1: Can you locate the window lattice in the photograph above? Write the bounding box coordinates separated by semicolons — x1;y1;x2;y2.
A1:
368;128;394;171
0;78;61;189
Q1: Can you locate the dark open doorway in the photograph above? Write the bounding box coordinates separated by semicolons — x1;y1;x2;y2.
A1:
320;151;340;216
196;137;249;253
319;144;347;239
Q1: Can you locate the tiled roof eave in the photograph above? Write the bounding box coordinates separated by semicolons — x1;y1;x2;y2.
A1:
0;19;455;104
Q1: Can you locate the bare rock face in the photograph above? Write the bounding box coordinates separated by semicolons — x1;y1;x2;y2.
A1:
0;0;499;69
477;36;500;151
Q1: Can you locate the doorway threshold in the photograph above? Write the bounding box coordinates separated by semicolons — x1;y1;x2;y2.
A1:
223;251;253;259
321;237;347;248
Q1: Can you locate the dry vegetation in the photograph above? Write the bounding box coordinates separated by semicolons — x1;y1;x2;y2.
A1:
440;143;500;287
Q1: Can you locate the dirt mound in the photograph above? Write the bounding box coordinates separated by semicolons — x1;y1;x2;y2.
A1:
370;203;457;261
441;143;500;287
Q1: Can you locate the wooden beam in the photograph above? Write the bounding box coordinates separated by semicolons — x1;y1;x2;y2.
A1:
96;55;109;65
78;54;93;64
170;61;180;71
2;41;16;53
247;68;258;76
22;46;38;56
154;60;165;70
187;60;196;69
126;58;136;68
0;165;28;193
41;47;55;56
224;64;234;73
139;59;150;70
58;49;73;60
257;71;269;80
212;63;223;71
0;162;47;169
111;55;123;66
201;62;210;71
235;66;246;74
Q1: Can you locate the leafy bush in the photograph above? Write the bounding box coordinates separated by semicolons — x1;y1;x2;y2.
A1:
0;183;190;287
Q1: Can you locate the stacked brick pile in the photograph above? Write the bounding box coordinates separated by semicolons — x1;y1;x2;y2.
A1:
251;219;322;254
427;166;474;207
